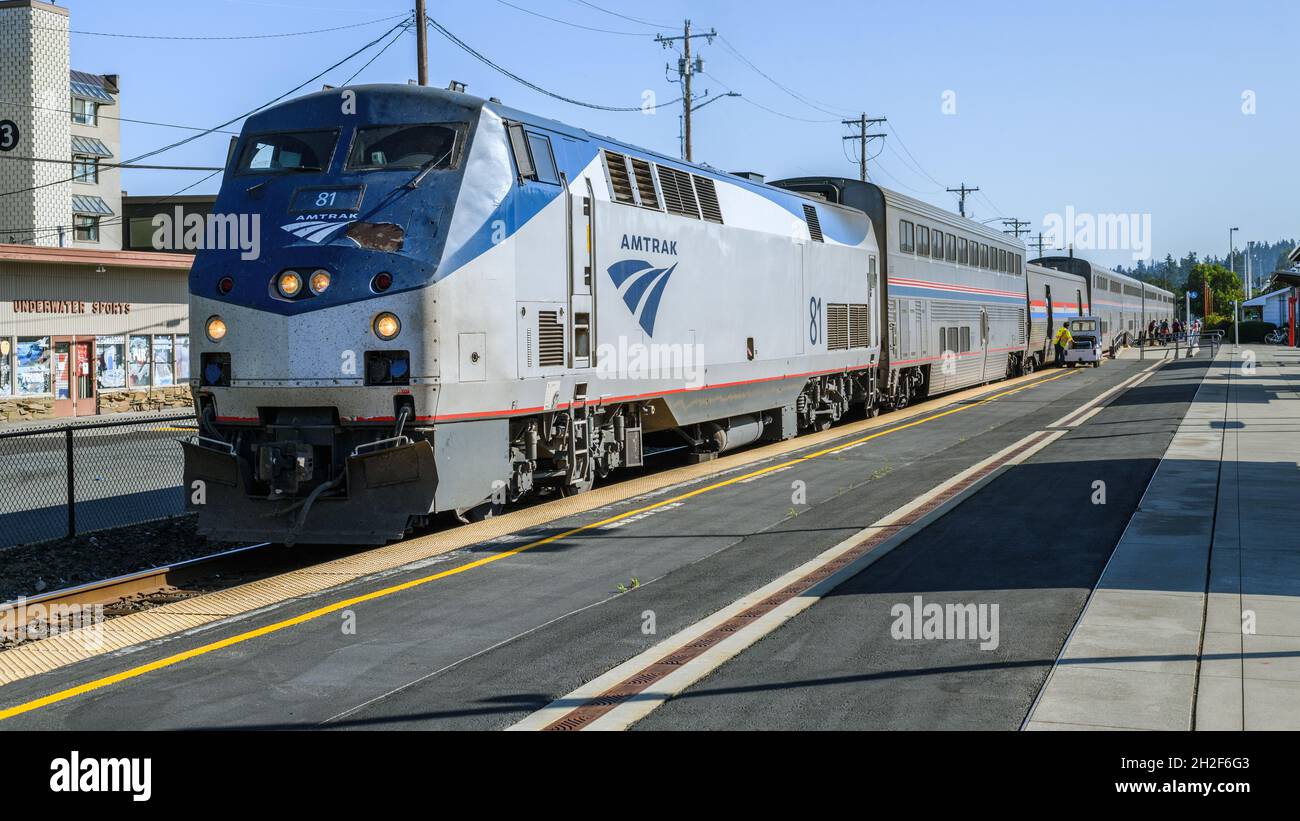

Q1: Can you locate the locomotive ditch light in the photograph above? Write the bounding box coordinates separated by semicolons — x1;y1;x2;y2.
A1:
373;312;401;340
309;269;332;294
277;270;303;298
205;315;228;342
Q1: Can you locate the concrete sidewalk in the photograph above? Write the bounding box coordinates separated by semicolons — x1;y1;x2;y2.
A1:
1027;344;1300;730
0;407;193;433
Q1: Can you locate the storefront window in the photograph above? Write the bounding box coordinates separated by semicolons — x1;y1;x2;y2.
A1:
128;335;150;388
53;342;71;400
153;335;174;387
15;336;51;395
0;338;12;396
95;335;126;390
174;335;190;382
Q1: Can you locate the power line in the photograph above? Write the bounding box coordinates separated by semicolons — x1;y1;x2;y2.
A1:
716;35;854;118
702;72;838;123
0;16;412;203
425;17;680;112
491;0;647;35
568;0;672;29
867;159;945;196
3;169;222;243
0;98;241;135
37;13;411;40
0;155;224;171
342;19;412;85
884;122;946;188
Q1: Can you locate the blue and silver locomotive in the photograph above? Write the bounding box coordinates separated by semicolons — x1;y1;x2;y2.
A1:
184;84;1171;545
185;84;878;544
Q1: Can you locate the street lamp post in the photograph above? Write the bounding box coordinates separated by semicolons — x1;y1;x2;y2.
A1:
1229;226;1239;283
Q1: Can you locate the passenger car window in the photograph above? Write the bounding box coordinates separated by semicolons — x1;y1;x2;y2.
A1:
346;124;460;170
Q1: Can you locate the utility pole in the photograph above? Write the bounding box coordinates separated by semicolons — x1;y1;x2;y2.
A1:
1028;232;1052;259
657;20;716;162
947;183;979;218
415;0;427;86
841;113;886;182
1002;218;1031;238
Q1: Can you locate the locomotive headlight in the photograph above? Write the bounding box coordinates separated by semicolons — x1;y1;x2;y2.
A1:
205;315;228;342
277;271;303;298
309;269;332;294
373;312;401;340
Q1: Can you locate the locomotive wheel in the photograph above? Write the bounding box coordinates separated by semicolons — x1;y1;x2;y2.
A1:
561;474;595;496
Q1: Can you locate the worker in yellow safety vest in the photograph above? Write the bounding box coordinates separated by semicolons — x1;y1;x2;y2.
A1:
1053;324;1074;367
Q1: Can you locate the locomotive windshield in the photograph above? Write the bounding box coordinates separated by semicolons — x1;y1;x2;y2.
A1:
237;129;338;174
346;124;460;171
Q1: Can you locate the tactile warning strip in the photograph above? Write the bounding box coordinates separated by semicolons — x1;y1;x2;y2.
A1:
0;369;1070;688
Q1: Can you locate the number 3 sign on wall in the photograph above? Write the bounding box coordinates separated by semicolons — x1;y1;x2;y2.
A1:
0;120;19;152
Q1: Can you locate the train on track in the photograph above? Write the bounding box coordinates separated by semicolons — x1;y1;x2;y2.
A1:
184;84;1173;544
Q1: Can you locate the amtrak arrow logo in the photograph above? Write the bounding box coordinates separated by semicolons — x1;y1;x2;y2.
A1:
280;218;355;244
607;259;677;336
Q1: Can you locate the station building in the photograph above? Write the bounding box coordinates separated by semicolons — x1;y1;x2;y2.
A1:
0;243;194;421
0;1;218;422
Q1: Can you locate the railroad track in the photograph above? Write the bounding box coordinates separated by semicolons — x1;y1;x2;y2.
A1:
0;541;276;640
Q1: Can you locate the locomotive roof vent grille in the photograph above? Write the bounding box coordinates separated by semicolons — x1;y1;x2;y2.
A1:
657;165;700;219
803;203;823;242
603;150;636;205
694;176;724;224
538;310;565;367
629;157;660;210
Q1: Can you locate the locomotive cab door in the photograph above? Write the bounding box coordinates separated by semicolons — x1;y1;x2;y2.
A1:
567;175;594;370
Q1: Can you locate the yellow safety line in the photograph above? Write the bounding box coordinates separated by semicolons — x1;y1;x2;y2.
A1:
0;368;1077;721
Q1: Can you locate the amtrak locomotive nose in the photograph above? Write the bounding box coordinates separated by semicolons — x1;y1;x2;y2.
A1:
185;85;486;543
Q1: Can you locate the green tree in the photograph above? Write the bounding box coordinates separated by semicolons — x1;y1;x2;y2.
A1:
1186;262;1243;319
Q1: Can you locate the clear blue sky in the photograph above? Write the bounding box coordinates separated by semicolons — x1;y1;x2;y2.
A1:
62;0;1298;268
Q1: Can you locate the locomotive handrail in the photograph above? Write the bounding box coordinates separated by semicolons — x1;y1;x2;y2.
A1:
350;435;413;457
194;435;236;455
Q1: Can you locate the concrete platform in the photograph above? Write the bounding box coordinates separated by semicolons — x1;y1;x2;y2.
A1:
1027;344;1300;731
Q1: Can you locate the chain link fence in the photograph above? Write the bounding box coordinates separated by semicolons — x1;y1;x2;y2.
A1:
0;413;196;549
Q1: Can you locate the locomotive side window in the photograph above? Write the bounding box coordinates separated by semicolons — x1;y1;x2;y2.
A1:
916;225;930;257
932;230;944;260
346;124;460;171
899;219;914;253
525;133;560;185
958;237;968;264
238;129;338;174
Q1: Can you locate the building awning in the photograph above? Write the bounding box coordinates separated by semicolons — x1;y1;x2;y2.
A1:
72;195;114;216
70;70;115;103
70;79;115;103
71;135;113;158
1243;288;1291;307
